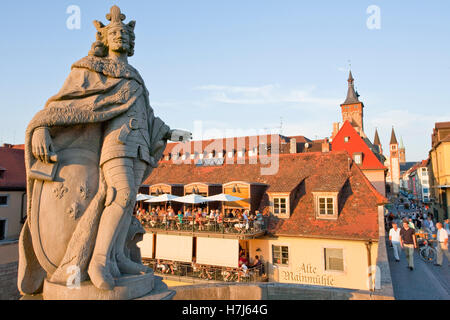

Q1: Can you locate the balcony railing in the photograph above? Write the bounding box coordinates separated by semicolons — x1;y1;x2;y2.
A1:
139;215;267;236
142;258;268;283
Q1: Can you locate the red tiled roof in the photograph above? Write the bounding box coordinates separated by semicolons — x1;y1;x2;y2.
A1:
287;135;311;143
163;134;291;157
0;146;26;190
268;158;385;241
144;150;385;240
331;121;385;170
435;121;450;129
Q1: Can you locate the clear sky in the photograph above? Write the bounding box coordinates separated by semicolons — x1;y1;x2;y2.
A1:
1;1;449;161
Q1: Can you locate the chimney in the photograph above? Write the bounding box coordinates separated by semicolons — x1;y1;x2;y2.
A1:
321;139;330;153
290;138;297;154
331;122;340;139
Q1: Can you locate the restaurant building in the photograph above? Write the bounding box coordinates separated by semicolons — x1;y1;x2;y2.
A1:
137;148;386;291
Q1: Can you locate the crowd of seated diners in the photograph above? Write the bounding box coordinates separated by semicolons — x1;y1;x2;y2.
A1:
142;252;267;283
135;206;266;234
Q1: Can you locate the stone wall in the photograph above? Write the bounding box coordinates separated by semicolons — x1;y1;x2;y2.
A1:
171;282;394;300
0;261;20;300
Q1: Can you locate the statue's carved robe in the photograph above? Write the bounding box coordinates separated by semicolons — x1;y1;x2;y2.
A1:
18;56;170;294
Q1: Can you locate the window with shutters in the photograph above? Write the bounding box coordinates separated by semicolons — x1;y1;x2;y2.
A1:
324;248;344;272
272;245;289;266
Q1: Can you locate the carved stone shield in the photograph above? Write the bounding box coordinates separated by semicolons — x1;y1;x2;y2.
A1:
30;148;99;275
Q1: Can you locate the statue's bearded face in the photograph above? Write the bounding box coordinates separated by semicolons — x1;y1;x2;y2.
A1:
107;26;130;53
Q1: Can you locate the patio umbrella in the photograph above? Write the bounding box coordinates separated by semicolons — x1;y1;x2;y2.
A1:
171;194;210;204
136;193;154;201
205;193;244;215
144;194;179;203
204;193;243;202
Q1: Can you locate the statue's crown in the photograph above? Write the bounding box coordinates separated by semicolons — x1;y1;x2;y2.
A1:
106;5;126;27
93;5;135;32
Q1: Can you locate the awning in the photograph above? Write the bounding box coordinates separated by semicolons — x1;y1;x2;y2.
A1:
172;194;210;204
137;233;154;258
155;234;193;262
196;237;239;268
145;194;179;203
136;193;154;201
205;193;243;202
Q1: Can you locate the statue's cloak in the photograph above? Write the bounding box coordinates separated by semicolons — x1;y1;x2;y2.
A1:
18;56;170;294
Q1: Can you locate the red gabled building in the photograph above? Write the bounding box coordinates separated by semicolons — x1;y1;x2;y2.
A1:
331;121;387;196
0;144;27;240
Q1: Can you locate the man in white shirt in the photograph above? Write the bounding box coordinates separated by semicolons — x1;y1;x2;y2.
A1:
389;223;401;262
435;222;449;267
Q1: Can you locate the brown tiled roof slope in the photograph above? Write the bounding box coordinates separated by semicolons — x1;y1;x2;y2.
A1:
268;154;386;241
0;146;26;189
144;151;386;241
162;134;292;157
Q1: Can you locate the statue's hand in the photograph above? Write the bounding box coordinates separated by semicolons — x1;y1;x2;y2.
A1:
168;129;192;143
31;127;56;163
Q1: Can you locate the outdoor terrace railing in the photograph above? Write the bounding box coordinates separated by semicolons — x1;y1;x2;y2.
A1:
139;216;267;235
142;258;268;283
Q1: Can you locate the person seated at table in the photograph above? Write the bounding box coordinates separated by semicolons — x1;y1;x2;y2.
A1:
200;265;212;280
184;208;192;218
234;212;248;232
254;210;263;230
195;209;204;231
226;209;234;219
214;210;220;220
239;253;248;267
251;255;263;274
156;259;168;273
176;210;184;230
191;257;200;275
167;261;176;275
209;210;215;219
222;267;233;282
237;263;248;282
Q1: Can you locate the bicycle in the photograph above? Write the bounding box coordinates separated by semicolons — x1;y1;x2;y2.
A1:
417;236;437;263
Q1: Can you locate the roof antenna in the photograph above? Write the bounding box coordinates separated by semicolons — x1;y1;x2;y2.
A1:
279;117;283;135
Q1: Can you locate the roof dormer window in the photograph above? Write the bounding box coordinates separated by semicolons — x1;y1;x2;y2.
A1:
353;152;363;165
313;192;339;220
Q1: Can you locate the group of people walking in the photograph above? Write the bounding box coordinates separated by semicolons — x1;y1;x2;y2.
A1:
388;201;450;270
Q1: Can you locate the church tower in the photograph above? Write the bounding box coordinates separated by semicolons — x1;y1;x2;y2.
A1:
373;128;383;155
389;127;400;195
399;136;406;164
340;71;365;137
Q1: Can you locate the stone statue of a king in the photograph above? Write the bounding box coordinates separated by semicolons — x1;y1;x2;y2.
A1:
18;5;191;299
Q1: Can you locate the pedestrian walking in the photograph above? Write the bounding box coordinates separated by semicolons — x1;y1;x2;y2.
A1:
435;222;449;267
400;221;417;270
389;222;401;262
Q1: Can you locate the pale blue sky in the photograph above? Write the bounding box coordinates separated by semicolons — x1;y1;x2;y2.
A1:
1;1;449;161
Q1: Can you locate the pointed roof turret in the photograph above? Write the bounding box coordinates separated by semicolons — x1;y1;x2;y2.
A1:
390;127;398;145
374;128;381;146
399;136;405;149
342;71;360;105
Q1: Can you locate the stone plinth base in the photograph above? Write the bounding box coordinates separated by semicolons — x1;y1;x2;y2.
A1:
42;271;155;300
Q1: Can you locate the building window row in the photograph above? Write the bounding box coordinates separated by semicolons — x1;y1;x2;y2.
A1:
271;245;344;272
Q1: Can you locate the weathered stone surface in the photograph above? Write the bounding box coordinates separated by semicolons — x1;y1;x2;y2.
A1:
42;272;155;300
18;5;191;299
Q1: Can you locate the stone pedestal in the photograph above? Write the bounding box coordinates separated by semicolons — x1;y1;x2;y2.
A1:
42;271;157;300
